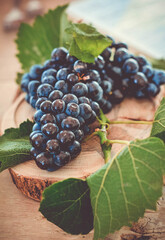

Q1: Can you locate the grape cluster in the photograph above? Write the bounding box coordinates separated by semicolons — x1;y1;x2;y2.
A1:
21;39;165;171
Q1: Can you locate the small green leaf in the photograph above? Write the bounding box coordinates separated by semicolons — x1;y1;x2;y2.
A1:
151;58;165;70
39;178;93;235
151;97;165;142
87;137;165;240
16;72;23;85
15;5;71;72
0;120;33;172
66;23;112;63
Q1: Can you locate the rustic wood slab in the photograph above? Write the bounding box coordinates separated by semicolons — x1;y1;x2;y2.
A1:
1;87;165;201
1;88;165;240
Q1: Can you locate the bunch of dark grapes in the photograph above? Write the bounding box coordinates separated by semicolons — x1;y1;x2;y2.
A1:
21;39;165;171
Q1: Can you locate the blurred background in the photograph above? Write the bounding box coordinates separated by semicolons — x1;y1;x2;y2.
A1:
0;0;165;125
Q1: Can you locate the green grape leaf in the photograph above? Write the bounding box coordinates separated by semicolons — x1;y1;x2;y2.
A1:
150;97;165;142
0;120;33;172
87;137;165;240
66;23;112;63
151;58;165;70
39;178;93;235
16;72;23;85
15;5;71;72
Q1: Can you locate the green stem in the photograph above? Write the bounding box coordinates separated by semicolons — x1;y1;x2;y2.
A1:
107;139;130;145
109;120;153;125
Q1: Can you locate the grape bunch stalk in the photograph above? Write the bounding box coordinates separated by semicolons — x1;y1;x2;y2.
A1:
21;38;165;171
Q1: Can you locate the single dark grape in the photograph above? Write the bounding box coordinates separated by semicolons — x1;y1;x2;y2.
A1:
91;101;100;115
66;103;80;117
29;64;43;79
73;60;87;73
28;80;40;96
41;123;59;138
62;93;78;104
51;47;68;63
48;90;63;102
40;100;52;113
21;73;31;93
41;76;56;86
30;96;38;108
55;80;69;94
35;152;54;170
95;55;105;69
32;123;41;131
51;99;65;114
56;68;69;81
67;140;81;158
37;83;54;98
61;116;80;130
131;72;148;90
34;110;45;123
57;130;75;146
99;98;113;113
114;48;130;65
46;139;60;154
71;83;88;97
87;81;103;101
67;73;79;85
54;151;71;167
74;129;84;142
142;65;154;79
79;96;90;105
31;132;46;149
43;59;57;69
41;68;57;80
40;113;56;125
152;69;165;85
86;110;96;124
145;83;160;97
122;58;139;75
79;103;92;120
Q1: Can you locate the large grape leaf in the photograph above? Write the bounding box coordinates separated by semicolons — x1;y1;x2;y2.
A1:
87;137;165;240
66;23;112;63
0;120;33;172
150;97;165;142
15;5;71;72
39;178;93;234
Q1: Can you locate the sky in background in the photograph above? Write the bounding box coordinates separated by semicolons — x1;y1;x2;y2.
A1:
68;0;165;58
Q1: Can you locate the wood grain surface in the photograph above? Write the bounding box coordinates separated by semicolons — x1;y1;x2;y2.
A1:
1;87;165;240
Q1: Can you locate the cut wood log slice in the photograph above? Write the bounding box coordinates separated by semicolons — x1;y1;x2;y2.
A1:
1;88;165;202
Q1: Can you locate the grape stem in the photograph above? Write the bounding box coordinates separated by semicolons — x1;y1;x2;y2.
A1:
93;110;153;164
94;110;129;163
109;120;153;125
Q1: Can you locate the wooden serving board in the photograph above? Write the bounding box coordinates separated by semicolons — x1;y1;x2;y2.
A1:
1;88;165;202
